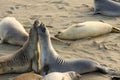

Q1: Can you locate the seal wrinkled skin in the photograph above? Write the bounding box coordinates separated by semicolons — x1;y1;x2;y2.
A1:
37;22;119;76
0;20;39;74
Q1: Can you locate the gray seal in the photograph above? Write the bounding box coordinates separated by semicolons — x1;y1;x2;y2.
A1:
0;17;28;46
94;0;120;16
0;20;39;74
37;22;119;76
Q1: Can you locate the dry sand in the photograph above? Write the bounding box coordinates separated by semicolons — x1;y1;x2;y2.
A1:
0;0;120;80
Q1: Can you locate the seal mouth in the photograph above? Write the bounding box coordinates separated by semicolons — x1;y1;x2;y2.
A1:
34;20;40;28
54;31;61;38
111;76;120;80
39;22;46;33
76;73;81;79
54;34;58;38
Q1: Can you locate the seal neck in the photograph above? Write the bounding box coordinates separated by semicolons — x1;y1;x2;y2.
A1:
39;35;58;56
22;32;38;59
39;34;59;67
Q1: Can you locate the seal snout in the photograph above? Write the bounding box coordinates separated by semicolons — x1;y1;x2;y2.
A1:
54;31;62;38
111;76;120;80
39;22;46;33
68;71;81;80
34;20;40;27
75;72;81;80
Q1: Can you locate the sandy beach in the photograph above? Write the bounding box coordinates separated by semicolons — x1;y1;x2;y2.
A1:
0;0;120;80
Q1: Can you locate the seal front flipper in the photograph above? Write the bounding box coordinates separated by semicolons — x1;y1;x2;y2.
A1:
0;38;4;44
51;36;71;46
112;27;120;33
93;8;101;15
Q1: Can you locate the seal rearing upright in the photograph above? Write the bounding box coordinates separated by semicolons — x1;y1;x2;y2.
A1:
37;22;119;76
0;20;40;74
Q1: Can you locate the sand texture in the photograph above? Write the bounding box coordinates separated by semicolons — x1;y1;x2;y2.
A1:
0;0;120;80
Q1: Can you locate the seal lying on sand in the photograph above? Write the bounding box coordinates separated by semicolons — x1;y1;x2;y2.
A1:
43;71;81;80
0;17;28;46
37;22;119;76
12;71;80;80
55;21;120;40
0;20;39;74
94;0;120;16
12;72;42;80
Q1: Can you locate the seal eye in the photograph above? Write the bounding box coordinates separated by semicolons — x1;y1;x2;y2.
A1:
58;31;61;34
76;73;81;79
40;23;46;33
41;26;46;33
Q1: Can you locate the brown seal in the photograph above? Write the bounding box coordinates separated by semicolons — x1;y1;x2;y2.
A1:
0;20;40;74
12;72;42;80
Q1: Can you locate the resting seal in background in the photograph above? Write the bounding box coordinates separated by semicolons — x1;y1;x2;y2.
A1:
0;20;39;74
43;71;81;80
0;17;28;46
94;0;120;16
37;22;119;76
55;21;120;40
12;72;42;80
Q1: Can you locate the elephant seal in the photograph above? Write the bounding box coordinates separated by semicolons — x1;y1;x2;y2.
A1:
43;71;81;80
37;22;119;76
0;17;28;46
111;76;120;80
55;21;120;40
0;20;39;74
12;72;42;80
94;0;120;16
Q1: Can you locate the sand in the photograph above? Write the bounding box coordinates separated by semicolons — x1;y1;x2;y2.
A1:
0;0;120;80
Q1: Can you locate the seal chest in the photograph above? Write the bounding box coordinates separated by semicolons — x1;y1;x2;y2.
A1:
94;0;120;16
0;17;28;46
43;71;81;80
38;22;119;76
55;21;119;40
0;20;39;74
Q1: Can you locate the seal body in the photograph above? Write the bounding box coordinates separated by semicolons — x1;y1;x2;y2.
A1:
38;23;117;76
13;72;42;80
55;21;120;40
0;20;39;74
43;71;81;80
0;17;28;46
94;0;120;16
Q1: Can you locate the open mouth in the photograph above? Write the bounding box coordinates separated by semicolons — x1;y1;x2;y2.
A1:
39;22;46;33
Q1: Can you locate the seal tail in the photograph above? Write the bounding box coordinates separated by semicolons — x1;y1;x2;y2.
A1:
112;27;120;33
96;65;120;76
